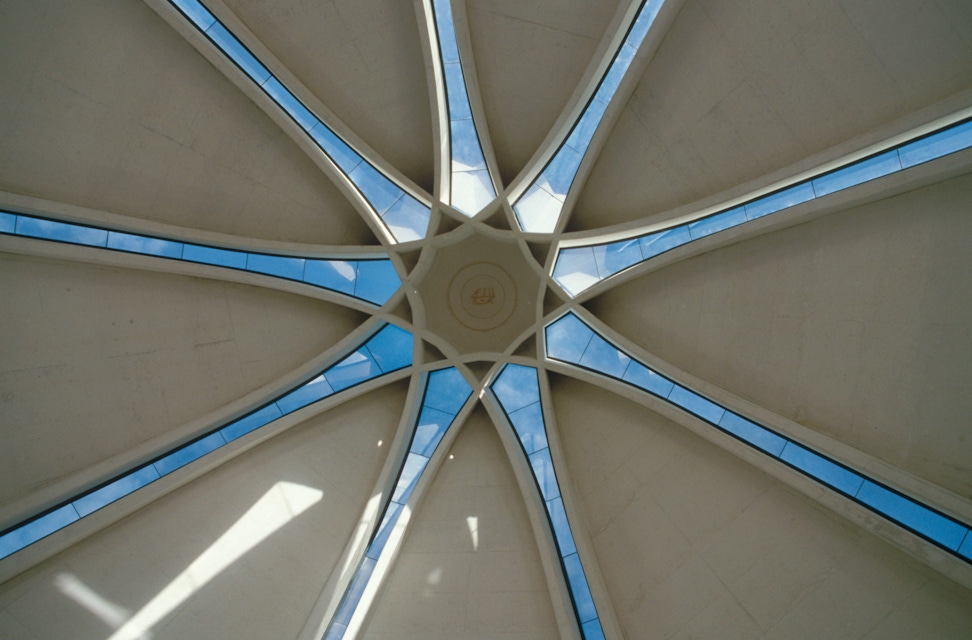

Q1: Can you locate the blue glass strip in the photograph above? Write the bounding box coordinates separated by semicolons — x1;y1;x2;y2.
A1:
0;505;80;560
354;260;401;305
349;164;403;215
959;532;972;561
275;375;334;415
205;22;271;85
779;442;864;496
381;194;431;242
579;334;631;379
592;239;643;278
594;43;636;107
898;120;972;168
365;324;414;373
170;0;216;30
857;482;967;550
324;623;347;640
16;217;108;247
220;403;282;442
367;501;404;560
545;313;595;364
334;557;377;626
668;385;726;424
688;207;747;240
528;448;561;501
565;97;609;155
0;211;15;233
154;432;227;477
812;150;901;197
745;182;815;220
391;453;429;504
423;367;472;415
325;348;382;392
182;243;248;269
718;411;786;456
514;183;563;233
621;361;674;398
508;402;548;455
411;407;454;458
581;618;607;640
246;253;305;281
553;247;601;297
450;118;486;171
443;63;472;121
639;225;691;260
626;0;665;49
547;496;577;556
432;0;460;64
308;123;363;174
107;232;184;258
261;77;316;131
73;466;161;517
563;552;598;623
537;145;584;202
303;259;357;296
492;364;541;413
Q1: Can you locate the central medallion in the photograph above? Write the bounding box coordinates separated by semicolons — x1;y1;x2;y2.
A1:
449;263;516;330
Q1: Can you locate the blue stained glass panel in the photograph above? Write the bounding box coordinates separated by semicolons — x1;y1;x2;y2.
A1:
0;505;80;560
154;432;226;477
563;552;598;623
492;364;541;413
718;411;786;456
898;120;972;168
73;465;161;517
182;244;248;269
812;150;901;197
745;182;815;220
509;402;548;455
17;217;108;247
355;260;401;305
0;212;15;233
545;313;594;364
107;232;184;258
275;375;334;415
621;361;674;398
205;22;270;85
528;448;560;501
668;385;726;424
959;532;972;561
424;367;472;415
857;481;967;550
245;253;305;280
365;324;413;373
220;403;282;442
780;443;864;496
579;334;631;379
303;259;357;296
547;496;576;556
262;77;316;131
639;225;691;259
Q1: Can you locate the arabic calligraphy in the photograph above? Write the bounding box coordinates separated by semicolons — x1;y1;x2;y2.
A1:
471;286;495;305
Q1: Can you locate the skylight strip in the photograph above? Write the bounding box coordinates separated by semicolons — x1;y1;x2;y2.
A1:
512;0;666;234
0;324;414;561
322;368;472;640
428;0;497;216
553;117;972;297
0;211;401;306
544;313;972;562
167;0;431;243
490;364;606;639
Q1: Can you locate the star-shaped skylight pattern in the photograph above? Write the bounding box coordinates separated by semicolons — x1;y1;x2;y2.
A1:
1;1;971;638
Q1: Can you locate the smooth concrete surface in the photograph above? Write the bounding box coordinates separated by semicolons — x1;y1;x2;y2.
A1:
220;0;434;192
363;407;558;639
0;252;363;509
573;0;972;231
466;0;621;185
0;382;405;640
590;174;972;498
552;376;972;639
0;0;371;246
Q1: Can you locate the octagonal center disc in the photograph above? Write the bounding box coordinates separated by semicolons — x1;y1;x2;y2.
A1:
449;263;516;330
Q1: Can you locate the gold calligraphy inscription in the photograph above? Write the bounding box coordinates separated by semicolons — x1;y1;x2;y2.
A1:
471;286;495;305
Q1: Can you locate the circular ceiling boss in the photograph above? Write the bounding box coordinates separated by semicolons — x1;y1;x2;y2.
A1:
448;262;516;331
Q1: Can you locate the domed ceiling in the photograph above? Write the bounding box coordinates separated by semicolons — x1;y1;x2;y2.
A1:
1;0;972;638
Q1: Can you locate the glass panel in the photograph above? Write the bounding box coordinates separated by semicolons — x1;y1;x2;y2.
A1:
668;385;726;424
856;481;967;550
578;334;631;379
432;0;460;64
779;442;864;496
515;183;563;233
171;0;216;30
594;43;636;106
565;97;609;156
205;22;271;85
812;150;901;197
547;496;576;556
959;532;972;561
626;0;665;49
182;244;248;269
621;361;674;398
745;181;815;220
452;170;495;215
423;367;472;415
391;452;429;504
553;247;600;297
354;260;401;305
492;364;541;413
16;217;108;247
581;618;607;640
324;348;382;392
718;411;786;456
509;402;548;455
639;225;691;259
153;432;227;477
309;123;363;175
563;552;597;623
73;465;161;517
443;63;472;120
245;253;305;281
528;448;560;501
334;557;377;626
592;239;643;278
303;259;357;296
365;324;413;373
381;194;431;242
0;504;80;560
324;622;347;640
687;207;748;240
261;77;316;131
219;403;283;442
107;232;184;258
545;313;595;364
0;211;15;233
349;164;403;215
537;145;584;202
898;120;972;168
367;501;403;560
450;118;486;171
411;407;453;458
275;375;334;415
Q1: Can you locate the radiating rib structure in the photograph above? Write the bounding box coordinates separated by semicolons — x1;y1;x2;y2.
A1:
0;210;402;306
544;312;972;564
488;365;607;640
422;0;497;216
0;324;414;561
323;367;472;640
552;116;972;297
512;0;666;233
167;0;431;243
